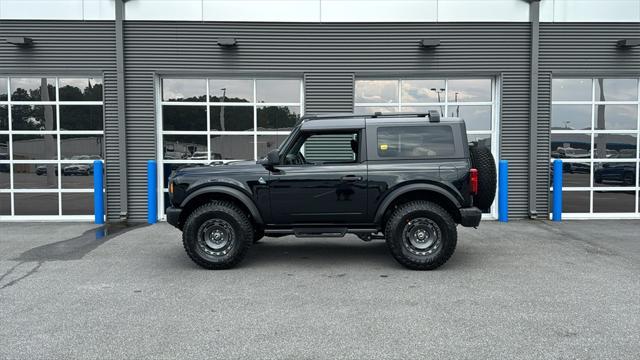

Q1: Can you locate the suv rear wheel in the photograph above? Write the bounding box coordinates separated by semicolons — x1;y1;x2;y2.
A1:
182;201;253;269
385;201;457;270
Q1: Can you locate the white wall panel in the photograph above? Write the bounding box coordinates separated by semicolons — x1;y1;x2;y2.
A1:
540;0;555;22
203;0;320;22
437;0;529;22
125;0;202;21
83;0;115;20
1;0;83;20
549;0;640;22
321;0;437;22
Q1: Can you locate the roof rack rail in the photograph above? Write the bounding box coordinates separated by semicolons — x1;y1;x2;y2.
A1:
301;110;441;123
371;110;440;123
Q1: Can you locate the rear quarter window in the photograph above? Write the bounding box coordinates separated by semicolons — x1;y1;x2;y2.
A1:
377;125;455;158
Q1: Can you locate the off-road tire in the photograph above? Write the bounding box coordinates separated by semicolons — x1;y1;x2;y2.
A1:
182;201;253;269
385;201;457;270
469;145;497;211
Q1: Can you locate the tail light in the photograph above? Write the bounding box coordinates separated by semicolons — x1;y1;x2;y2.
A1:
470;168;478;194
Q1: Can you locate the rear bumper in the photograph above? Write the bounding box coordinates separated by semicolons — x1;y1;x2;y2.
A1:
459;207;482;227
166;206;182;229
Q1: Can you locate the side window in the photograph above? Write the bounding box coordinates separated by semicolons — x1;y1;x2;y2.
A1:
284;131;360;165
377;125;455;158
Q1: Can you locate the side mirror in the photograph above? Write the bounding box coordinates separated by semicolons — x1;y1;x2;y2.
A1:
260;149;280;167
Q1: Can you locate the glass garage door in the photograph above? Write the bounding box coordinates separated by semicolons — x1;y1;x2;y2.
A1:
158;77;303;217
551;78;639;218
0;76;104;220
353;78;500;216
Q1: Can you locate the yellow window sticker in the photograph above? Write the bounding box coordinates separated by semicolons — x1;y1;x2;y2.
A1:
380;144;388;151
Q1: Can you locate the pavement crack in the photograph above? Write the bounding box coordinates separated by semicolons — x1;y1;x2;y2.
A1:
0;262;22;283
0;261;42;290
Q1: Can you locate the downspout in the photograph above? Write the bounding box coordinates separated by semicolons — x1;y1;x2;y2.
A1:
116;0;128;219
528;0;541;219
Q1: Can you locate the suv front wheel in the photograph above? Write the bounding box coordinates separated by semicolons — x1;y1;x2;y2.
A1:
385;201;457;270
182;201;253;269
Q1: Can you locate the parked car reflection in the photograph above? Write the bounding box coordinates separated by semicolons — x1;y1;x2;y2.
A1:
594;163;636;186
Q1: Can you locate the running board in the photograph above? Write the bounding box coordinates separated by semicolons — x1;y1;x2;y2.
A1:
293;227;347;238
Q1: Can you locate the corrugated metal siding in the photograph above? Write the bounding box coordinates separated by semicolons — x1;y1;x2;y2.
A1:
540;23;640;73
0;20;121;220
124;22;532;219
304;73;354;114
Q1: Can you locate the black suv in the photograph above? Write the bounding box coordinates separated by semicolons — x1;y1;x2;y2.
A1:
167;111;496;270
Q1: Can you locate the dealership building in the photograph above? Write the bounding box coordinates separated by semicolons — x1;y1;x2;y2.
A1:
1;0;640;222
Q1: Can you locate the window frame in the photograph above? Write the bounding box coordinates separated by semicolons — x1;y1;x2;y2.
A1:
550;76;640;219
0;75;105;221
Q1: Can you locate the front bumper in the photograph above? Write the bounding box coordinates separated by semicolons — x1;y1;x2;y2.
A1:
166;206;182;229
459;207;482;227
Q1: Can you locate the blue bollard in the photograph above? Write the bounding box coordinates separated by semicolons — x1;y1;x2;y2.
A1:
552;159;563;222
498;160;508;222
93;160;104;224
147;160;157;224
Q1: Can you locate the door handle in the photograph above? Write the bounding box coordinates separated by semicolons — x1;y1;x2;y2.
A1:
341;175;362;182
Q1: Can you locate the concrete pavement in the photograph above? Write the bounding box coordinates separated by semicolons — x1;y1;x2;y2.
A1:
0;220;639;359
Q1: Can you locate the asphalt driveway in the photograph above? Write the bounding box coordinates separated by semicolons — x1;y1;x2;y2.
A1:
0;220;638;359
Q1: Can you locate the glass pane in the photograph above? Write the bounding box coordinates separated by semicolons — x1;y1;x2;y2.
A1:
551;105;591;130
162;105;206;131
594;134;637;159
560;162;591;187
13;163;58;189
447;79;491;102
550;133;591;159
0;78;7;101
210;135;254;160
13;135;58;160
257;106;300;131
59;78;103;101
401;106;442;115
552;79;592;101
162;163;205;188
300;133;357;163
401;80;446;103
450;105;491;130
595;105;637;130
595;78;638;102
61;135;103;160
14;193;59;215
162;79;206;102
12;105;57;131
10;77;56;101
256;79;300;103
256;134;286;159
355;80;398;104
60;105;103;130
377;126;455;158
594;162;637;187
551;191;589;213
61;193;93;215
0;194;10;215
0;105;7;130
467;134;491;149
0;135;7;159
0;166;9;188
593;191;635;213
209;79;253;102
162;135;207;160
211;106;253;131
61;165;96;188
354;106;398;115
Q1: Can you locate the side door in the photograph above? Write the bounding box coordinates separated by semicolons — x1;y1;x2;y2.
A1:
268;130;368;225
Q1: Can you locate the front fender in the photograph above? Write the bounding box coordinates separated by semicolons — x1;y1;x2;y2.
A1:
181;186;264;225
